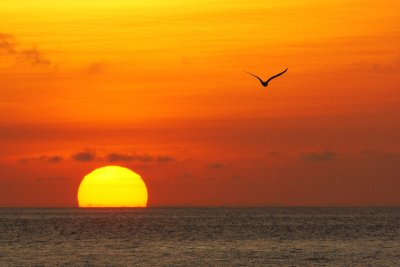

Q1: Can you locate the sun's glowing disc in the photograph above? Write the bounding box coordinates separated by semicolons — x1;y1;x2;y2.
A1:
77;166;148;207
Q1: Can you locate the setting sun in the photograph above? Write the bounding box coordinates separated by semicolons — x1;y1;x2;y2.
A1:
77;166;148;207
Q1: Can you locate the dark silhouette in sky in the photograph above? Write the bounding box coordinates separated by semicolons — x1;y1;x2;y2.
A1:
245;68;288;87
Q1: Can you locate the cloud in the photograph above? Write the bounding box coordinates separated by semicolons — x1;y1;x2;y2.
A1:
86;62;106;75
19;155;63;164
181;56;190;65
105;152;174;163
181;172;194;179
208;162;228;169
0;32;51;66
19;47;51;66
105;153;134;162
18;150;175;164
105;153;152;162
268;151;283;157
300;151;336;162
360;150;400;160
156;155;174;163
36;176;66;181
45;155;63;163
72;150;97;162
0;33;16;54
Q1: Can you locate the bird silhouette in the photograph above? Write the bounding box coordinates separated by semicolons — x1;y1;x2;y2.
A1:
245;68;288;87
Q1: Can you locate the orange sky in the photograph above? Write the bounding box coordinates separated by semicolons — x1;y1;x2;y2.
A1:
0;0;399;207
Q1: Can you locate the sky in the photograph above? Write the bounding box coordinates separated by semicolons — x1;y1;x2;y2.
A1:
0;0;399;207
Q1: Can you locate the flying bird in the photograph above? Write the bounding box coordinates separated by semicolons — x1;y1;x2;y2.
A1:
245;68;288;87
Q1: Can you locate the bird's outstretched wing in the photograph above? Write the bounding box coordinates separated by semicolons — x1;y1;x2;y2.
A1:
266;68;288;83
244;70;264;84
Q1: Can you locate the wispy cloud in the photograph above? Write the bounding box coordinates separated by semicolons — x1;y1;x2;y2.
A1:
208;162;229;169
86;62;106;75
36;176;66;181
71;149;97;162
105;153;152;163
0;33;16;54
0;33;51;66
105;152;174;163
18;149;175;164
156;155;174;163
181;172;195;179
19;47;51;66
360;150;400;160
268;151;283;157
300;151;336;162
19;155;63;164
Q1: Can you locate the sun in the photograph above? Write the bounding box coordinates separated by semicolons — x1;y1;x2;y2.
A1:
77;166;148;207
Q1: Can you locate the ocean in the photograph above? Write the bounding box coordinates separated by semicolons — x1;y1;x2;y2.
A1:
1;208;399;266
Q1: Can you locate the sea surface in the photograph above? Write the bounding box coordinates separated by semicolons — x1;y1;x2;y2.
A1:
0;208;399;266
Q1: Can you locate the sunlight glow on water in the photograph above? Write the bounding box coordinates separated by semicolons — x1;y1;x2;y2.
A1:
1;208;399;266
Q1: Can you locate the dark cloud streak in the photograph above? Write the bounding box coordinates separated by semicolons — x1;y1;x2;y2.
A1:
71;150;97;162
105;152;174;163
105;153;152;163
0;33;16;54
0;32;51;66
86;62;106;75
156;155;174;163
300;151;337;162
208;162;228;169
36;176;66;181
19;155;63;164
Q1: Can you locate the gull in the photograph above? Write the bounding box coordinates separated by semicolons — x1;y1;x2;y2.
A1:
245;68;288;87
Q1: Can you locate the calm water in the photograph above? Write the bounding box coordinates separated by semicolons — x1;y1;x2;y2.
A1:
0;208;399;266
